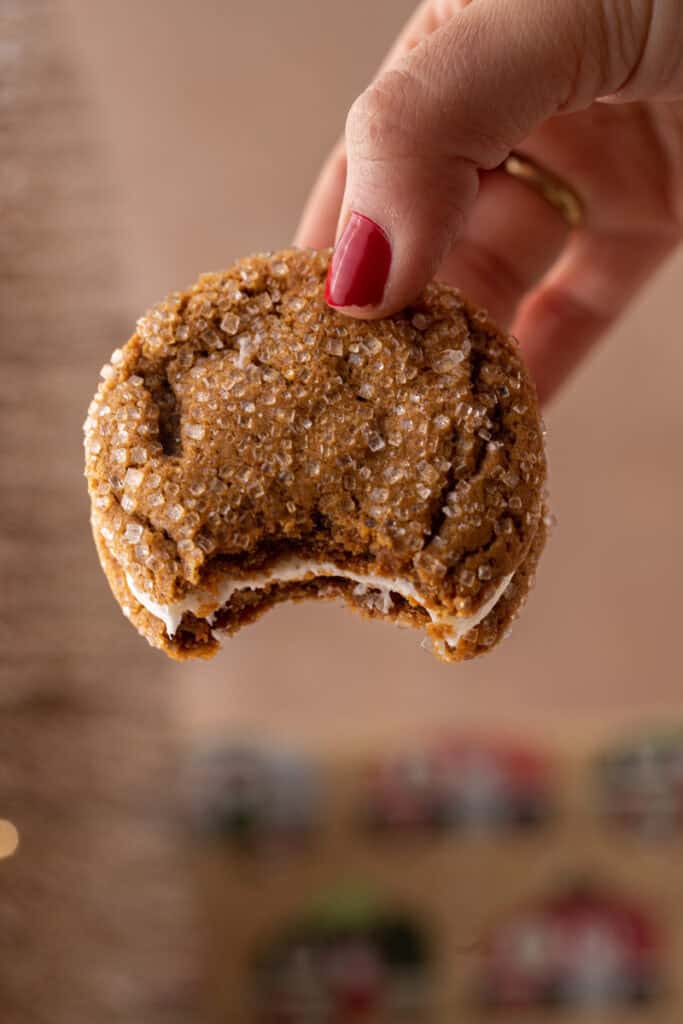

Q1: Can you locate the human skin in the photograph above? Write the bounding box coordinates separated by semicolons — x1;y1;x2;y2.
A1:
295;0;683;402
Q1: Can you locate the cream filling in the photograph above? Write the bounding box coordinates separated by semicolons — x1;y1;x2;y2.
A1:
125;557;513;650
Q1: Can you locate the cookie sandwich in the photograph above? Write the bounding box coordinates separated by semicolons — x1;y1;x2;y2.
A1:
84;248;547;661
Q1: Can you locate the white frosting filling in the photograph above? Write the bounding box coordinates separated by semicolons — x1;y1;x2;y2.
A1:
125;557;513;651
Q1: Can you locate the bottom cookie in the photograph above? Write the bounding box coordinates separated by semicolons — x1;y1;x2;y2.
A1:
93;515;546;663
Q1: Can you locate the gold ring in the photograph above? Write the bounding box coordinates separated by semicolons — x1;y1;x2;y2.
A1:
502;151;584;229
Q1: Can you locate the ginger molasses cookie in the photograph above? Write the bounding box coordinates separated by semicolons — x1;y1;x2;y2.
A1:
84;248;548;661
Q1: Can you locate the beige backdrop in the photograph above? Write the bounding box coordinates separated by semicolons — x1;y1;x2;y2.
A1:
60;0;682;751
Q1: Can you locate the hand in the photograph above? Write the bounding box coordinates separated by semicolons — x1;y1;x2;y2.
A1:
295;0;683;402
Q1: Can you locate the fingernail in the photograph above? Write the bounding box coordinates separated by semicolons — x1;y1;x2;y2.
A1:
325;212;391;308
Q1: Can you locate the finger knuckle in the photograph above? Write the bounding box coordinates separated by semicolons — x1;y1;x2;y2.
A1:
537;286;609;339
346;70;419;159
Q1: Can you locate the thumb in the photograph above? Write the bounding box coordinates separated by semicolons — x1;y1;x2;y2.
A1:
325;0;654;318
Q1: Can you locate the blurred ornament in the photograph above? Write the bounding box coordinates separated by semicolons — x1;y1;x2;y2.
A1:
362;735;554;835
478;880;661;1009
596;727;683;839
183;742;320;849
251;886;433;1022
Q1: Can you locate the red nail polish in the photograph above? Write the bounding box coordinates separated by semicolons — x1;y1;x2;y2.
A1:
325;212;391;308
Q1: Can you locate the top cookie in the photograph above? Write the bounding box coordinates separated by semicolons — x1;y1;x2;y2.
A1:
84;248;547;661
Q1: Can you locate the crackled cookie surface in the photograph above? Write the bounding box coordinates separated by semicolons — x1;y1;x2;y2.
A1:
84;248;548;661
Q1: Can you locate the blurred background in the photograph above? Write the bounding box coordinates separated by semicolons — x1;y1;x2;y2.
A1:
1;0;681;1021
